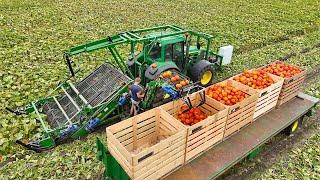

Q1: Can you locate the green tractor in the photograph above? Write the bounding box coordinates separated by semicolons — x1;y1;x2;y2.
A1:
7;25;233;152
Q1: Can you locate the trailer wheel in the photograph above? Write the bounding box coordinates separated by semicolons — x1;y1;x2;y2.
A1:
189;60;214;87
284;116;304;135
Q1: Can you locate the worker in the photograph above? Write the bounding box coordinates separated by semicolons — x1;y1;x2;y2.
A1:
129;77;145;116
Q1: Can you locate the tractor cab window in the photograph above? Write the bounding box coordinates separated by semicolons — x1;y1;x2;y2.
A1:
165;43;183;60
149;43;161;59
165;42;184;69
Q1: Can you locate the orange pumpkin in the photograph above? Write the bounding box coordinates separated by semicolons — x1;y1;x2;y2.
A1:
176;83;182;89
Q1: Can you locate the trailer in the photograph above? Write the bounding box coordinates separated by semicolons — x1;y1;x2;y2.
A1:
96;92;319;180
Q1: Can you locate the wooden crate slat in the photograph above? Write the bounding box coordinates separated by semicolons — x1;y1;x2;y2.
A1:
138;150;185;180
159;117;178;131
278;90;300;106
133;129;185;165
186;135;207;153
205;133;224;146
278;88;301;106
255;86;281;107
224;113;253;138
135;140;185;179
187;125;210;142
254;101;276;119
210;116;228;128
107;130;132;162
160;109;185;129
279;83;303;97
209;118;228;133
132;135;185;171
206;128;225;142
137;116;156;128
206;120;226;136
186;122;225;153
279;89;300;99
113;125;133;139
159;122;173;134
227;103;256;126
207;129;225;142
255;94;270;107
282;77;304;89
125;133;156;151
228;101;257;119
282;72;305;85
155;156;184;179
121;124;156;147
118;120;156;142
134;138;185;175
206;129;224;142
255;98;278;113
113;117;157;140
281;79;304;93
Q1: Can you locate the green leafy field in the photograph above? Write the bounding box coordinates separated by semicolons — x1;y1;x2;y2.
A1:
1;0;320;179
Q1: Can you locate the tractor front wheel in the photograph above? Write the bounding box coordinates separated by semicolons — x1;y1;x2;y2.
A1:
189;60;214;87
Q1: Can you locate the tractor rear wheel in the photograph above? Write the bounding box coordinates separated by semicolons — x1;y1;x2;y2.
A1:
189;60;214;86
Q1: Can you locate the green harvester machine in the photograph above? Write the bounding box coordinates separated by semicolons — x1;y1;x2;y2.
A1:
7;25;233;152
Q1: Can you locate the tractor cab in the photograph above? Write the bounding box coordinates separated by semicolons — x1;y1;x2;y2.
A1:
128;33;189;84
134;32;216;86
145;33;186;67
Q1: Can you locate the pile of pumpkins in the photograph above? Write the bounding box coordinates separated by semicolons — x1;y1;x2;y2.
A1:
160;71;190;89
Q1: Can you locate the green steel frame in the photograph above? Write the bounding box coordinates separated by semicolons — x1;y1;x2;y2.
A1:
64;24;223;81
9;25;224;152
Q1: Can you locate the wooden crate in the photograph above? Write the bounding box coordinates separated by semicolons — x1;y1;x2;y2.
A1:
106;108;187;180
277;70;306;106
160;92;228;163
206;80;259;138
258;61;306;106
231;71;284;120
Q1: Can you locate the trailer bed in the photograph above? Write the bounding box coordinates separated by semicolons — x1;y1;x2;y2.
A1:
165;92;319;180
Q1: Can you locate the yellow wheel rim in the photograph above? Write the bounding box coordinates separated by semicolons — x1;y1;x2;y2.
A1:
291;120;299;132
200;70;212;85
